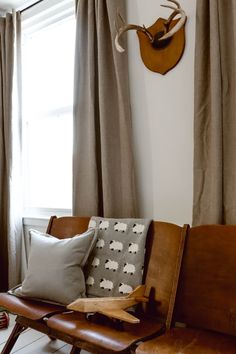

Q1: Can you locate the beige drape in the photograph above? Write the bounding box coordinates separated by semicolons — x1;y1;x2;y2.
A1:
193;0;236;225
0;12;22;291
73;0;137;217
0;13;14;291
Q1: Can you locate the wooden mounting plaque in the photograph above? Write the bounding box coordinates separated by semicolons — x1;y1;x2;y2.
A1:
137;18;186;74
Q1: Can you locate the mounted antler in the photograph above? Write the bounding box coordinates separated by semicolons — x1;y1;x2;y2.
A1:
160;0;186;41
115;12;154;53
115;0;186;53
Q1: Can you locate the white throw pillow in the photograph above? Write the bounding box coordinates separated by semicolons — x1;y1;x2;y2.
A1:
12;228;97;305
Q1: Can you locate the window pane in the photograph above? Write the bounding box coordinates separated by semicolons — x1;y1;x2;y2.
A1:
22;17;75;210
23;112;72;209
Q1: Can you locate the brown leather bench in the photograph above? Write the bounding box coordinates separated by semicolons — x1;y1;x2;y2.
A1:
0;216;187;354
136;224;236;354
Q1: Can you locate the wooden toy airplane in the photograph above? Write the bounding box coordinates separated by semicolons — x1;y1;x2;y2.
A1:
67;285;148;324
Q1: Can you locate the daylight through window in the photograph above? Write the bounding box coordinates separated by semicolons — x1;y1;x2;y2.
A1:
22;1;75;215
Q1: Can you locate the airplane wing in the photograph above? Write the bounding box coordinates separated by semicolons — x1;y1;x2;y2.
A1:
98;309;140;323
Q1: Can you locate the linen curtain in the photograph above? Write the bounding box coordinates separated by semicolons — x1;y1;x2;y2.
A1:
73;0;137;218
193;0;236;225
0;12;22;291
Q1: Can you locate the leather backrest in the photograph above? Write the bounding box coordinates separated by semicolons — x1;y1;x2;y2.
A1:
174;225;236;336
46;216;90;238
143;221;187;327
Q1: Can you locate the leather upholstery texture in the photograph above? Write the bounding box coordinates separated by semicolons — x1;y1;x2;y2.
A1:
143;221;187;326
47;312;163;352
0;216;187;353
44;219;186;353
136;224;236;353
136;327;236;354
46;216;90;238
0;216;89;320
174;225;236;336
0;293;64;320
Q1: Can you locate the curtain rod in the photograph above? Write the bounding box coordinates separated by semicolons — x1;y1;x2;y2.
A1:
20;0;44;13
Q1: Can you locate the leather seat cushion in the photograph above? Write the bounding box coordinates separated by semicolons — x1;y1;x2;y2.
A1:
136;327;236;354
47;312;163;352
0;293;65;320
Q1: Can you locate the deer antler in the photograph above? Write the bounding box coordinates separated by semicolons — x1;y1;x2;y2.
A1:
159;0;186;40
115;11;153;53
114;0;186;53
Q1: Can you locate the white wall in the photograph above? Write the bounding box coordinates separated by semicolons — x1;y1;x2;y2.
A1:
127;0;196;225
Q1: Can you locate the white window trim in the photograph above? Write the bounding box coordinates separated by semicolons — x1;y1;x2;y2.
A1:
23;208;72;226
23;216;49;227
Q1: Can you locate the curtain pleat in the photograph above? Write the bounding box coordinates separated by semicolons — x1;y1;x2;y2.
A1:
9;12;23;288
193;0;236;225
0;12;22;291
0;13;14;291
73;0;137;217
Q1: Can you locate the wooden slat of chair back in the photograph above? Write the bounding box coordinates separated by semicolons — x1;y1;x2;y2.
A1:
174;225;236;336
143;221;188;328
46;216;90;238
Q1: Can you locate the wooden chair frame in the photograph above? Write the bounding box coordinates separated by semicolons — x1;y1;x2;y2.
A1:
0;216;188;354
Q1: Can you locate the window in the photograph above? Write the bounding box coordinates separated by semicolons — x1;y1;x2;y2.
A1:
21;0;75;216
